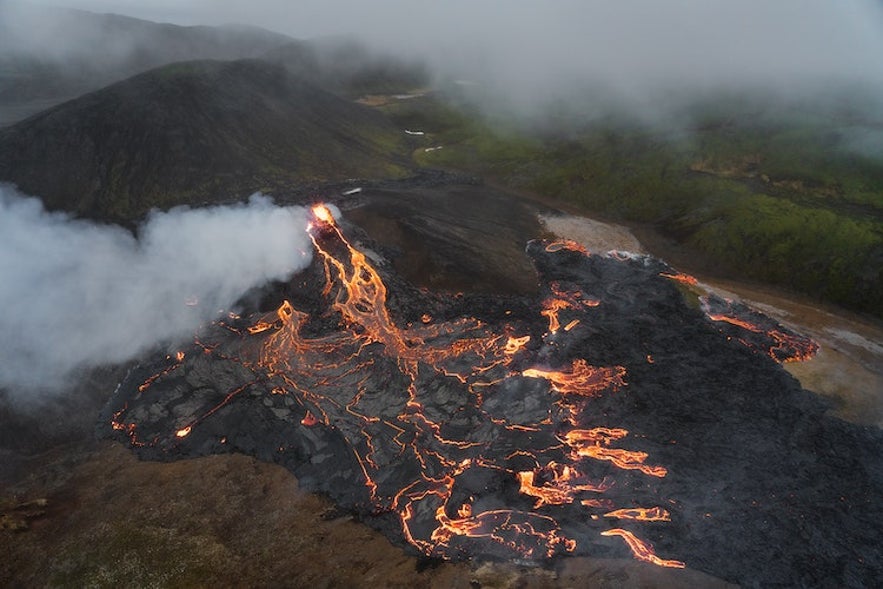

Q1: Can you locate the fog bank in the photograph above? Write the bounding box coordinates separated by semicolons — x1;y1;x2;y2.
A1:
7;0;883;118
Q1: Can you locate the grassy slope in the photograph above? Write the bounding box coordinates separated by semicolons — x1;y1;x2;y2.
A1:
385;96;883;319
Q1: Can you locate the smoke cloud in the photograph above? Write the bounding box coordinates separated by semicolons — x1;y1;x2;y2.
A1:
0;185;312;396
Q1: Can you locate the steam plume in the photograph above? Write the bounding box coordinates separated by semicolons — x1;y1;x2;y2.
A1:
0;185;312;396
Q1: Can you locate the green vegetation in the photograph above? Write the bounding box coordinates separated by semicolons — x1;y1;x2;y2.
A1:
385;95;883;318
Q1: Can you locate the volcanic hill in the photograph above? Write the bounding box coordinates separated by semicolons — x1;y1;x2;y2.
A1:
0;59;412;223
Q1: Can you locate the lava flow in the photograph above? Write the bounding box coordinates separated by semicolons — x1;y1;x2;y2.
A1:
99;201;883;588
267;205;680;564
103;204;827;569
699;295;819;363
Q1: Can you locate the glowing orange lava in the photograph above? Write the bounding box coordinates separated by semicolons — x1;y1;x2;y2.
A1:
604;506;671;522
660;271;699;286
114;203;684;568
311;203;335;224
562;429;668;477
539;283;601;334
545;239;589;255
602;529;685;568
517;463;613;508
701;297;818;363
523;359;626;398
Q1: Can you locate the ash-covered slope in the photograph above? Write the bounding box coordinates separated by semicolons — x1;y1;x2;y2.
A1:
100;209;882;588
0;60;411;223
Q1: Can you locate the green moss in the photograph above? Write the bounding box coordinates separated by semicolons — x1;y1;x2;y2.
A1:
688;194;882;312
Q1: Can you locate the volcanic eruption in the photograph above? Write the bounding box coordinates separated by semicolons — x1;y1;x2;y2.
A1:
101;204;883;586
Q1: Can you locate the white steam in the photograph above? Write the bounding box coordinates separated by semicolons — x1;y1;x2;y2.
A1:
0;185;312;395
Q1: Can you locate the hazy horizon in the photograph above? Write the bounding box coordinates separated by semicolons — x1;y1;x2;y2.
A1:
2;0;882;122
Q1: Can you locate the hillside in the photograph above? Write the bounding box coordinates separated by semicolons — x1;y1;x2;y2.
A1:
264;38;429;98
0;59;412;223
0;5;432;127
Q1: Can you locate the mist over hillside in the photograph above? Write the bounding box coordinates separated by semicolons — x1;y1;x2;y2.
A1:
7;0;882;126
0;3;432;125
0;3;293;112
265;37;429;98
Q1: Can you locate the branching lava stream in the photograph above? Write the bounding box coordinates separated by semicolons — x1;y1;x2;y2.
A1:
103;204;832;575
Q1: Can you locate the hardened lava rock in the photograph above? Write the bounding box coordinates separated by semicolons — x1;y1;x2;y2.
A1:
100;218;883;588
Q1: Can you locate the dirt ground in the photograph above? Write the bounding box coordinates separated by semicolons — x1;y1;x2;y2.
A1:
1;441;734;588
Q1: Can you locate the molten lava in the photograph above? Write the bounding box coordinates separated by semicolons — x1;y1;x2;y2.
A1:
105;204;698;567
100;200;883;588
601;529;685;568
700;296;818;363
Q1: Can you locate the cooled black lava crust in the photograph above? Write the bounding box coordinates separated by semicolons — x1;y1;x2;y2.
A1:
101;227;883;588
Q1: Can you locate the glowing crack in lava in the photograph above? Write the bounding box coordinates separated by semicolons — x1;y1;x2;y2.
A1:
286;205;679;563
698;295;819;363
103;204;819;569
